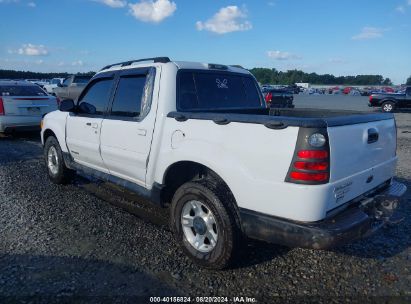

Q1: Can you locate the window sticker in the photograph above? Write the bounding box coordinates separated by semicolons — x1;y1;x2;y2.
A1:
216;78;228;89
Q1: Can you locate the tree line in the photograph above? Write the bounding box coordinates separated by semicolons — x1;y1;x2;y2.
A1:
249;68;395;86
1;68;409;86
0;69;95;80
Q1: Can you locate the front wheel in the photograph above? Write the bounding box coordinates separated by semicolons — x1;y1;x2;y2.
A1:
44;136;73;184
170;180;242;269
382;101;395;113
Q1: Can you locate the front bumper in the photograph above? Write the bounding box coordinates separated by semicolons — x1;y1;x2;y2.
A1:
240;180;407;249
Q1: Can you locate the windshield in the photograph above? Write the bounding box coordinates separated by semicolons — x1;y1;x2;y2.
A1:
0;85;47;96
178;71;263;111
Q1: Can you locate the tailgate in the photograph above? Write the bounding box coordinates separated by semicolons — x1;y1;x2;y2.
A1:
2;96;58;116
328;118;396;182
326;118;397;211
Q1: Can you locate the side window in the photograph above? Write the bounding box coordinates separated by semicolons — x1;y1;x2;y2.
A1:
406;88;411;95
110;68;155;119
111;76;146;118
78;78;114;115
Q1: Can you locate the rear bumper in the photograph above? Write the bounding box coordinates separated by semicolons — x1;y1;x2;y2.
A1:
0;116;42;133
240;180;407;249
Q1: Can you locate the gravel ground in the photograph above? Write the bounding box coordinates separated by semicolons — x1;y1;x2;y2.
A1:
0;113;410;303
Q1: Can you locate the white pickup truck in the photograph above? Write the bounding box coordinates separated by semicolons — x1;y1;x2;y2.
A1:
41;57;407;269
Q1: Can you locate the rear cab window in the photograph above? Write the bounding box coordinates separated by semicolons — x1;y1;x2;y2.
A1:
0;85;47;96
177;70;263;111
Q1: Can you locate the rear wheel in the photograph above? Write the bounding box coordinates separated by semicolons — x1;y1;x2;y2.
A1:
382;101;395;113
44;136;73;184
170;179;242;269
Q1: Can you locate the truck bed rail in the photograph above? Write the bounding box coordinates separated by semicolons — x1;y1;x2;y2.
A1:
167;108;393;129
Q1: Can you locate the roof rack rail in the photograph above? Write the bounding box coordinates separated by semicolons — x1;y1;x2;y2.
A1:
100;57;171;71
230;65;246;69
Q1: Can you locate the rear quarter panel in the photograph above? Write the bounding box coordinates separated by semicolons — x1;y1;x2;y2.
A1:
150;116;398;222
150;118;339;221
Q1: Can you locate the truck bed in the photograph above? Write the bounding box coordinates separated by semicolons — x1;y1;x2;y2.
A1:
167;108;393;128
165;107;397;221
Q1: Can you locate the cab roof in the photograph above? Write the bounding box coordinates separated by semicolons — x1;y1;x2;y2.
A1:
98;57;250;75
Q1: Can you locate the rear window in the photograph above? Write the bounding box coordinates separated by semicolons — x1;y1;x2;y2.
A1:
0;85;47;96
178;71;263;111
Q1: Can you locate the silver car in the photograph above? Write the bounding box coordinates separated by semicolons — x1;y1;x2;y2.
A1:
0;81;58;134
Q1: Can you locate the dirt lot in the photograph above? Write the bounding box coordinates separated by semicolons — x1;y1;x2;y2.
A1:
0;111;410;303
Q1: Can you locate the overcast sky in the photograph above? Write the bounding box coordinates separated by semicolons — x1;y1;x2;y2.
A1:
0;0;410;84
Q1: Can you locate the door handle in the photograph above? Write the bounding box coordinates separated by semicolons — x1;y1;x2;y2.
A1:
86;122;98;129
138;128;147;136
368;128;379;144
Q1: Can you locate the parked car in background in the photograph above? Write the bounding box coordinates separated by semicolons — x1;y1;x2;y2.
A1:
25;79;41;84
360;88;372;96
26;79;49;89
308;88;324;95
53;75;93;100
343;87;358;95
261;84;273;91
43;78;65;94
41;57;406;269
369;86;411;112
328;86;340;94
263;88;294;108
383;87;395;93
0;80;58;134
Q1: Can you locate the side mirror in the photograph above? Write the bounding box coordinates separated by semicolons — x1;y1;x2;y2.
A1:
78;102;96;114
59;99;75;112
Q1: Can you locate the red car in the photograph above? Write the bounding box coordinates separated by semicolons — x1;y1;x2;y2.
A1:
343;87;353;94
383;87;394;93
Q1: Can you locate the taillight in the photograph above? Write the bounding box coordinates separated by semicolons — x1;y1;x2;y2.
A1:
0;98;4;115
369;95;373;102
290;172;329;182
265;92;272;104
286;129;330;185
294;161;328;171
297;150;328;159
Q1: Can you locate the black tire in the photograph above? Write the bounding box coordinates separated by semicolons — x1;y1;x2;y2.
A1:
44;136;73;184
170;178;242;270
382;101;395;113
